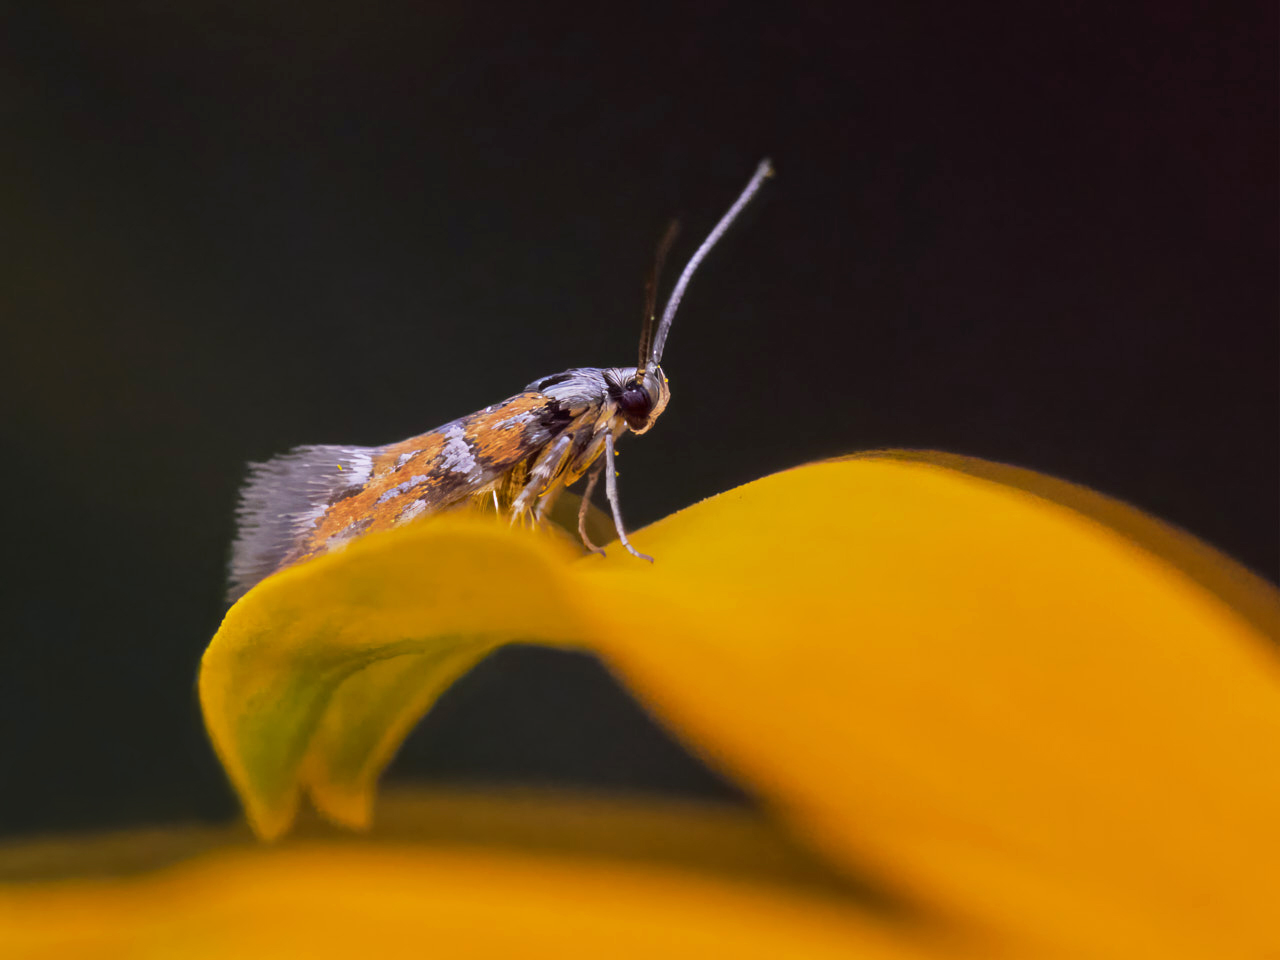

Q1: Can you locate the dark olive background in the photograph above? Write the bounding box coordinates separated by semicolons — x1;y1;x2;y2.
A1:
3;2;1275;837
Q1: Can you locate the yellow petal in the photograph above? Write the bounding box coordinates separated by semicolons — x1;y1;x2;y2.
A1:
0;790;945;960
573;452;1280;956
0;850;907;959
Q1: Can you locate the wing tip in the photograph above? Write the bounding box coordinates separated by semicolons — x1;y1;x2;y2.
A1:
225;445;376;602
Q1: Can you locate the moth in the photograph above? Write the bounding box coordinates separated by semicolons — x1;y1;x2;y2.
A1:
227;159;772;602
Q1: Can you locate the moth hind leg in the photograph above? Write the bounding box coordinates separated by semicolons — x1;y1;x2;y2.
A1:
533;482;564;525
575;460;607;557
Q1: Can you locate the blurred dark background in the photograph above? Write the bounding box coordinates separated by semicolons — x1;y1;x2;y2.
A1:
3;1;1275;837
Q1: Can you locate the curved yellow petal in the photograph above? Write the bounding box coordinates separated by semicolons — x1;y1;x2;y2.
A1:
573;453;1280;956
300;492;616;830
200;521;590;839
200;452;1280;955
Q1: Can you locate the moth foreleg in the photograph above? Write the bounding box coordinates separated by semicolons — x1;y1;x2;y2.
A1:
604;433;653;562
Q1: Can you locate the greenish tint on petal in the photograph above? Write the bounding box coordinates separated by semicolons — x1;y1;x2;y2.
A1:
201;522;591;839
300;643;499;829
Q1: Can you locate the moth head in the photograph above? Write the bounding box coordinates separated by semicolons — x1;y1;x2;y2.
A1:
617;364;670;435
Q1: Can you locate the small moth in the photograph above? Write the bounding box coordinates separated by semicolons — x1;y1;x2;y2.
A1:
227;160;772;602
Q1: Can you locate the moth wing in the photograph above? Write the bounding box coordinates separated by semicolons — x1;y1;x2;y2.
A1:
227;444;379;602
226;390;587;602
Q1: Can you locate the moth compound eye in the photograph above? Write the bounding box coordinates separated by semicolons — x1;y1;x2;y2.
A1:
618;381;654;429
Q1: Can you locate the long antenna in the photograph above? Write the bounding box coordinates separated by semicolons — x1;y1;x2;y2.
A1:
636;219;680;377
650;158;773;365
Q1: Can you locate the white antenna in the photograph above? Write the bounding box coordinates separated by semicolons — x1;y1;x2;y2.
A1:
650;158;773;365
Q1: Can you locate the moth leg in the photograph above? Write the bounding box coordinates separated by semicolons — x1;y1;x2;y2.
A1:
577;461;607;557
533;482;563;525
510;434;573;525
604;433;653;562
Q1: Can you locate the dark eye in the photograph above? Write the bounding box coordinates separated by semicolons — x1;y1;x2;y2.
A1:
618;381;653;428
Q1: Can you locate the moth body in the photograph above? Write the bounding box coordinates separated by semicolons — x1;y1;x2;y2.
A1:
227;365;668;601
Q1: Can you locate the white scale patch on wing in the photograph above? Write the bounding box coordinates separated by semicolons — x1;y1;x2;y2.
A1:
397;499;429;523
344;449;373;485
325;517;372;552
298;450;376;527
376;474;428;504
440;424;478;475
